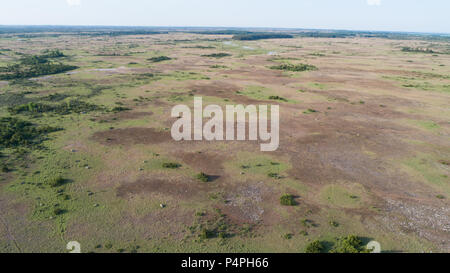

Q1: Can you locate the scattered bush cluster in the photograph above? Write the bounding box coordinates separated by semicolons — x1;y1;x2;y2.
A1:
401;47;436;54
8;101;104;115
0;51;77;80
201;53;231;58
270;63;318;72
148;56;172;63
305;235;371;253
0;117;61;148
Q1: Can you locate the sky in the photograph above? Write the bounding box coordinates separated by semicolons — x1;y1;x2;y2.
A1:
1;0;449;33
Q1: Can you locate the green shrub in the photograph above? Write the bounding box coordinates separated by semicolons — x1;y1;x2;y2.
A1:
331;235;370;253
270;63;317;72
53;208;65;215
305;240;324;253
280;194;296;206
1;165;10;173
196;172;209;182
111;106;131;113
148;56;171;63
202;53;231;58
48;176;65;187
162;162;181;169
199;228;215;239
303;109;318;114
268;172;281;179
0;117;61;148
268;96;287;102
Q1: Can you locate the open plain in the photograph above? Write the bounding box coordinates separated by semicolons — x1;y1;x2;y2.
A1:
0;29;449;253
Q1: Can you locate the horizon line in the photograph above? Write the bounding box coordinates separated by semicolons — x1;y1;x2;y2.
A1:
0;24;449;36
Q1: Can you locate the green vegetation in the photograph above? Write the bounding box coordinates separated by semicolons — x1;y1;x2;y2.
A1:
331;235;371;253
162;162;182;169
40;49;66;58
268;95;287;102
280;194;296;206
401;47;437;54
8;101;104;116
111;106;131;113
303;109;318;114
0;51;77;80
329;220;339;227
268;172;281;179
196;172;210;182
305;240;325;253
48;176;66;187
233;33;293;41
53;208;65;216
270;63;317;72
305;235;370;253
0;117;61;148
201;53;231;58
148;56;172;63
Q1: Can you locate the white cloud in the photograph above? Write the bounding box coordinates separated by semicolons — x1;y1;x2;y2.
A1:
66;0;81;6
367;0;381;6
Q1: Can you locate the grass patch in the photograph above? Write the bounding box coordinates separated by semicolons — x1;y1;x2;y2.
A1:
319;184;363;208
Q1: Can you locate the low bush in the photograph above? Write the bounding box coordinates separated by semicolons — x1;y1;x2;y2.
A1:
331;235;370;253
196;172;210;182
48;176;65;187
148;56;171;63
53;208;65;216
199;228;215;239
268;95;287;102
201;53;231;58
305;240;324;253
270;63;317;72
162;162;181;169
280;194;296;206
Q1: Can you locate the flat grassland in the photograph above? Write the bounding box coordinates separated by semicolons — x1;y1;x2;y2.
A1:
0;31;449;253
